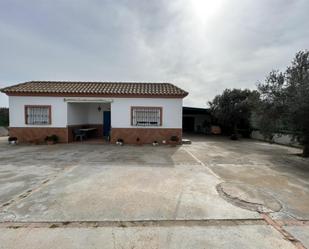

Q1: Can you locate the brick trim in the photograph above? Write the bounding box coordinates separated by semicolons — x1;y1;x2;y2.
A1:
111;128;182;144
8;127;182;145
9;127;68;143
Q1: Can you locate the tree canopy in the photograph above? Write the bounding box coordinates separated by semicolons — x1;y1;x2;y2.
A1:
209;89;259;137
208;50;309;156
257;50;309;157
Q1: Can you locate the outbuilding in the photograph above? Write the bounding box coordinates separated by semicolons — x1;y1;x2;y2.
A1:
183;106;212;134
1;81;188;144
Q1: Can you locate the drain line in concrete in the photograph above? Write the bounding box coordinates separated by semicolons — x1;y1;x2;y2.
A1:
216;182;282;213
0;219;265;229
0;165;77;211
216;182;306;249
261;213;306;249
183;147;221;179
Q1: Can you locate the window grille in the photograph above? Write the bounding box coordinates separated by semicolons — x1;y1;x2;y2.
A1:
132;107;162;126
25;106;51;125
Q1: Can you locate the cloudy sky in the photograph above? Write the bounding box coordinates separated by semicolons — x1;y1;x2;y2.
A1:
0;0;308;107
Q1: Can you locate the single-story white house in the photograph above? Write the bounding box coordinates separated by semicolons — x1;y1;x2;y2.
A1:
1;81;188;144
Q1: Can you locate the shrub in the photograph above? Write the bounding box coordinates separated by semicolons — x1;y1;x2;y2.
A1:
230;134;238;140
0;108;9;127
8;136;17;142
152;140;159;146
45;134;59;143
170;136;179;142
116;138;124;145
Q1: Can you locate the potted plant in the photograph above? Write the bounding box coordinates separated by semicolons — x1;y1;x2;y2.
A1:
45;134;59;145
170;136;179;146
152;140;159;146
8;136;18;145
136;137;142;146
230;133;239;140
116;138;124;146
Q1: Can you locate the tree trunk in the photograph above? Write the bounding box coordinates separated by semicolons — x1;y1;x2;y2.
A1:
303;133;309;157
233;123;237;135
303;143;309;157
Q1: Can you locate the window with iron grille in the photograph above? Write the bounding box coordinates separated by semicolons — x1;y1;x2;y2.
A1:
131;107;162;126
25;106;51;125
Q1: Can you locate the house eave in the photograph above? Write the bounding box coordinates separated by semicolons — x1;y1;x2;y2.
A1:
3;92;188;98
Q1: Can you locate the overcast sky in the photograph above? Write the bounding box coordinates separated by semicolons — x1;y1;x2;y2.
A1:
0;0;308;107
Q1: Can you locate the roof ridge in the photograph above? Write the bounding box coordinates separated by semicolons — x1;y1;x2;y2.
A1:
28;80;174;84
1;81;188;98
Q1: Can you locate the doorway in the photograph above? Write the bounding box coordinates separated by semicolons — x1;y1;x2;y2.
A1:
103;111;111;137
183;116;195;132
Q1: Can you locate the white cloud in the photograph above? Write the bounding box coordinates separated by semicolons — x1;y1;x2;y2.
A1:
0;0;308;107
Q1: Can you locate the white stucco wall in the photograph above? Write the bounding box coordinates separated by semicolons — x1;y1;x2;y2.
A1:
9;96;183;129
9;96;67;127
87;103;109;124
111;98;183;128
67;103;88;125
67;103;109;125
251;130;300;147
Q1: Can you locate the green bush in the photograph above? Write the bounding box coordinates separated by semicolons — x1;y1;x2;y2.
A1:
0;108;9;127
45;135;59;143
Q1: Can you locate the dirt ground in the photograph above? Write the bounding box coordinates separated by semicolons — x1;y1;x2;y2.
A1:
0;135;308;249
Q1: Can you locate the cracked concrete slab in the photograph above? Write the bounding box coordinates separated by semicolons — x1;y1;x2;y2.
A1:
0;225;296;249
0;135;308;248
5;163;259;221
284;225;309;248
217;182;282;212
184;136;309;220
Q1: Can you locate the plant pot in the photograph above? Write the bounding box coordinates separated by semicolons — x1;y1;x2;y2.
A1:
170;136;179;147
170;141;178;147
136;138;142;146
45;135;59;145
8;137;18;145
230;134;239;140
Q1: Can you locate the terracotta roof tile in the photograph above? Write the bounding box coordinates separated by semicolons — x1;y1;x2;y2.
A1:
1;81;188;97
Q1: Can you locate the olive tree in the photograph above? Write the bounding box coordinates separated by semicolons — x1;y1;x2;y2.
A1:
257;50;309;157
209;89;259;138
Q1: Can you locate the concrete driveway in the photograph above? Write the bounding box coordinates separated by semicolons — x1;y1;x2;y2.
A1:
0;136;308;248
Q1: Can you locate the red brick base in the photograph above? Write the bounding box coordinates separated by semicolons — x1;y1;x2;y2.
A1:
10;124;104;143
110;128;182;144
9;127;182;145
9;127;69;143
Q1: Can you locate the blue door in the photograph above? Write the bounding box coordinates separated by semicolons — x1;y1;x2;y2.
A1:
103;111;111;137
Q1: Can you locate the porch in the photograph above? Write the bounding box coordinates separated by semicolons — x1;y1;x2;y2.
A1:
66;98;112;143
